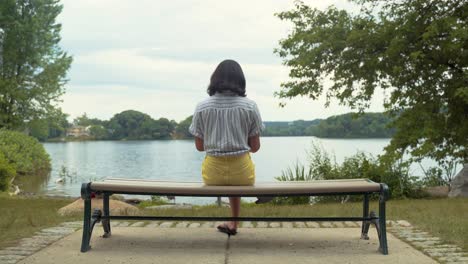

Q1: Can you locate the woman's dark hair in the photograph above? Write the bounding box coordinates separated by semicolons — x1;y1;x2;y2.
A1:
207;60;246;97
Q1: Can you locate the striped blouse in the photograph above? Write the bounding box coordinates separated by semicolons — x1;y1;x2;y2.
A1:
189;92;265;156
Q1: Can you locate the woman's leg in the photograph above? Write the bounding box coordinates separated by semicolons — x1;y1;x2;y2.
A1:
229;197;241;229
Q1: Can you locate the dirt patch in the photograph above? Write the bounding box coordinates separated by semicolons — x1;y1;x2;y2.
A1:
58;198;139;216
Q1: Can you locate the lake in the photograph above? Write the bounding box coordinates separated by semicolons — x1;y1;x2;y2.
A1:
17;137;435;204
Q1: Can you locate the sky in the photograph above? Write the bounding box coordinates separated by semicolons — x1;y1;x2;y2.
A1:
57;0;385;122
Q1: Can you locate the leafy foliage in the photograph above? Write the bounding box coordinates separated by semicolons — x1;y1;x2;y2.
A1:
263;112;393;137
73;113;105;127
275;0;467;165
0;152;15;191
88;125;108;140
419;159;460;187
0;130;50;176
174;115;193;139
263;120;320;136
0;0;72;129
275;141;428;204
26;108;69;141
272;162;317;205
308;112;394;138
108;110;175;140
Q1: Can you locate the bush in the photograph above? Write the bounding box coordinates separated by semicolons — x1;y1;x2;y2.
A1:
275;141;428;204
272;162;316;205
0;153;16;191
0;130;51;176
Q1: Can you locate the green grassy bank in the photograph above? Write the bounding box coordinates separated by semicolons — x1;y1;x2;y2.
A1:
1;195;467;252
0;194;79;248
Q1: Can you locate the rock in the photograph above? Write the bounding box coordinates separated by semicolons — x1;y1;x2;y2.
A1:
8;184;20;196
55;178;64;184
110;194;125;201
146;204;193;210
448;164;468;198
123;198;145;205
424;186;449;198
58;198;139;216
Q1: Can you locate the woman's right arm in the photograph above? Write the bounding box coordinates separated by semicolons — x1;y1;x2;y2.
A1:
248;134;260;153
248;102;264;153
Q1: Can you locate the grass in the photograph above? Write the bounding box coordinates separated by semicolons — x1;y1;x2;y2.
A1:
1;194;467;252
0;193;80;248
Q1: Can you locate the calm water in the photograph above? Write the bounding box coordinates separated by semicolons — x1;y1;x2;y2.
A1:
17;137;435;204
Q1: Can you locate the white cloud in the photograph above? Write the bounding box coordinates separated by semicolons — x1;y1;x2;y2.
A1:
58;0;381;122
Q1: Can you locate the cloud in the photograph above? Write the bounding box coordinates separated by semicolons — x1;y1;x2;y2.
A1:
57;0;379;122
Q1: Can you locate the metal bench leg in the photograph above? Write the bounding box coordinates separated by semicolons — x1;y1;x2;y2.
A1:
361;194;370;240
378;184;389;255
102;193;111;238
80;183;92;252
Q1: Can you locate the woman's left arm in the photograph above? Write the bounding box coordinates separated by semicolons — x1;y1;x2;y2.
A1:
195;137;204;151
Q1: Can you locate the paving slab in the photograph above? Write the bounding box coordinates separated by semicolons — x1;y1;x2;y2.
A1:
17;228;225;264
228;228;437;264
16;227;437;264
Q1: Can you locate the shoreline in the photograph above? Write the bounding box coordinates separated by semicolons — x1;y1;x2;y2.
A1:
44;135;393;143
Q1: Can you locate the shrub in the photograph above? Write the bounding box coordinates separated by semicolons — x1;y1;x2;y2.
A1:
0;130;51;176
0;153;16;191
275;141;428;204
272;162;316;205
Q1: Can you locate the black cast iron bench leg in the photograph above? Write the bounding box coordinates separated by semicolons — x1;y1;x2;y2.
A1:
102;193;111;238
361;193;370;240
360;187;389;255
378;184;389;255
80;191;92;252
80;183;103;252
81;183;91;252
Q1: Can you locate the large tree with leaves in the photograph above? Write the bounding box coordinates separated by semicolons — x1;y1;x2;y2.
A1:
275;0;467;165
0;0;72;129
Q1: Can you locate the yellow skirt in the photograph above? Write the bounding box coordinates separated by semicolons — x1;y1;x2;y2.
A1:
202;153;255;186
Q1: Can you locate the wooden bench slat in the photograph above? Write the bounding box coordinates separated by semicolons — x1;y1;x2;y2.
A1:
89;178;381;196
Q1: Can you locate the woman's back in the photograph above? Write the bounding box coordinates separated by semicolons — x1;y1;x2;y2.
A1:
190;91;263;157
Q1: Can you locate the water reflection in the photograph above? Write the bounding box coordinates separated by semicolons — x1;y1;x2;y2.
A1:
14;172;51;195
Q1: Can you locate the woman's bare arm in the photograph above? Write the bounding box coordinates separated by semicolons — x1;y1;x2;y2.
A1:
248;134;260;153
195;137;204;151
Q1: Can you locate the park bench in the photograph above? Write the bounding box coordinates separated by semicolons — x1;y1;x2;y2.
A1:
80;178;389;254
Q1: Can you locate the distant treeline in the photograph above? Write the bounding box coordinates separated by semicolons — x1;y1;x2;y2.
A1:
263;112;394;138
309;113;395;138
28;110;394;141
27;110;193;141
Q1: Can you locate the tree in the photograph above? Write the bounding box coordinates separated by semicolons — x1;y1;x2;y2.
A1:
28;118;49;141
73;113;104;127
275;0;467;165
88;125;108;140
174;116;193;138
0;0;72;129
306;112;394;138
46;108;69;138
154;118;175;139
107;110;175;140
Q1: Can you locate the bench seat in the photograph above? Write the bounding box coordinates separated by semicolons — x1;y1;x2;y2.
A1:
90;178;381;196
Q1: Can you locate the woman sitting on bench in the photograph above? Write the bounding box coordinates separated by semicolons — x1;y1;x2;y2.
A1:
189;59;264;236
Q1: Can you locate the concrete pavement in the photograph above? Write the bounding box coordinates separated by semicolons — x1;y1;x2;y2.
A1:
17;227;436;264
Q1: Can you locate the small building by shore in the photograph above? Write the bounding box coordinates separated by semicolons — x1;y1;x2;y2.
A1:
66;126;90;137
